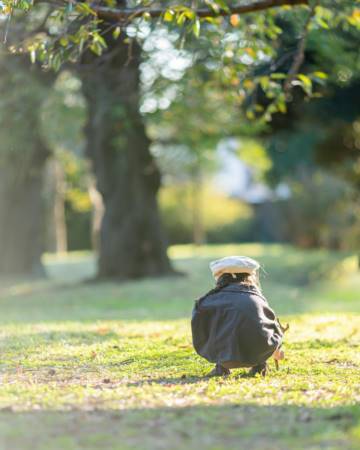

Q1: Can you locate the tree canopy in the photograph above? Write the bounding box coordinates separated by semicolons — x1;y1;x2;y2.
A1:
2;1;359;118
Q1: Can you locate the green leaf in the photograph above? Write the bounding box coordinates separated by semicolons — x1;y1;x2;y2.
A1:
193;18;201;38
277;98;287;113
164;9;175;22
259;76;270;91
270;73;287;80
92;33;107;49
203;17;219;24
316;17;330;29
75;3;97;17
177;12;187;26
90;42;103;56
312;71;328;79
15;0;32;11
113;26;121;40
59;37;69;47
183;9;195;20
298;74;312;88
246;109;255;120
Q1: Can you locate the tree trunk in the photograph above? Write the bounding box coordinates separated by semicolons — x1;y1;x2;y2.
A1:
46;159;68;254
0;56;51;276
80;32;173;279
0;143;49;276
88;177;104;253
54;161;68;253
192;169;206;246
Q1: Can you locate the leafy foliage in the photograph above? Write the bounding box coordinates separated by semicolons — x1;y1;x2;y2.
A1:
1;1;359;120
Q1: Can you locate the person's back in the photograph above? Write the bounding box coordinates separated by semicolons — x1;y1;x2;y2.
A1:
191;256;285;376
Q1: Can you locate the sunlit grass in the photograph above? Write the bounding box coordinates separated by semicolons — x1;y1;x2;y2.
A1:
0;244;359;449
1;315;359;410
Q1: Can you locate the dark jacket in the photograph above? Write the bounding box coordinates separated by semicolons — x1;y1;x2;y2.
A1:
191;284;283;367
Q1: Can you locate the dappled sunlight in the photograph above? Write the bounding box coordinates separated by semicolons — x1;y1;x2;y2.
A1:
0;245;359;448
0;315;359;413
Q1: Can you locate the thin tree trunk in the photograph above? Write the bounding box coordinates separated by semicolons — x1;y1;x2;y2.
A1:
80;30;173;279
53;160;68;253
192;169;206;246
88;177;104;253
46;159;68;253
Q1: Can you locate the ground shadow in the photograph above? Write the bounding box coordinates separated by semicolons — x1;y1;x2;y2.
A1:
127;375;206;387
0;404;358;450
126;370;262;387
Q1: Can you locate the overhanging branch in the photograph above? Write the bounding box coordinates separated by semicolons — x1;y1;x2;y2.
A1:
284;0;318;94
94;0;309;23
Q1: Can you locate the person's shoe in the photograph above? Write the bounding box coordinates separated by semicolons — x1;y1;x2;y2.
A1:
207;363;231;377
249;363;267;377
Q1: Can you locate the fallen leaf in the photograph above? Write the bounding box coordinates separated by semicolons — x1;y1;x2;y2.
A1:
96;327;110;335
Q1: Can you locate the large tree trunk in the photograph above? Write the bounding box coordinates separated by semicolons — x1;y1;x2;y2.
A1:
0;142;49;276
80;32;173;279
0;57;51;276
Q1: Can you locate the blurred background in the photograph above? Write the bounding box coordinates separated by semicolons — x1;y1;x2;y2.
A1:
0;2;359;283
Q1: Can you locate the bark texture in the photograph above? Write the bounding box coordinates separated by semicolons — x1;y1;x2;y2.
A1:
80;33;173;279
0;144;49;276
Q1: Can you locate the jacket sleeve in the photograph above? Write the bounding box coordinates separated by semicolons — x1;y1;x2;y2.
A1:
257;301;283;350
241;296;284;362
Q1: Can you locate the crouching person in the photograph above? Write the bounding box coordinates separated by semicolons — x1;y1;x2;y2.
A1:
191;256;285;377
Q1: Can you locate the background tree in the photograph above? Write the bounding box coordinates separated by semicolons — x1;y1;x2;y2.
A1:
259;14;360;259
0;55;53;275
41;71;87;254
1;0;359;278
79;23;173;279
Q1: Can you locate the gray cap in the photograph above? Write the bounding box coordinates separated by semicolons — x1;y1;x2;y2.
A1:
209;256;260;280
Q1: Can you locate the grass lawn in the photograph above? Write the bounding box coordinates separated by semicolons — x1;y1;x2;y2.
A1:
0;243;359;450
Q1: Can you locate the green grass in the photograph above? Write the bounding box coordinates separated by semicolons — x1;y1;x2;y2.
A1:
0;244;359;450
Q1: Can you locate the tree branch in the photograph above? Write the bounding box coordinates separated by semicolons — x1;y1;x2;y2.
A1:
93;0;308;23
284;0;319;94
